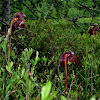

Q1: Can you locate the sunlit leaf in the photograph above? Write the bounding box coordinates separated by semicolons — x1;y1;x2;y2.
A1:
41;81;52;100
61;95;66;100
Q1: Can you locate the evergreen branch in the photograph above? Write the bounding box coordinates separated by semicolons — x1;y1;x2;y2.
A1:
76;0;100;12
18;0;38;19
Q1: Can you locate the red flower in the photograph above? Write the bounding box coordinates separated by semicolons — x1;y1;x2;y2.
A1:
59;50;77;98
88;23;99;37
13;12;26;19
60;50;77;67
12;12;26;31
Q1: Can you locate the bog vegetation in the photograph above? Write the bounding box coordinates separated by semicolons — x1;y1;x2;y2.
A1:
0;0;100;100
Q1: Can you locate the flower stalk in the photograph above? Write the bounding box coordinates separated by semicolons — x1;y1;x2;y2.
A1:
60;50;77;99
3;12;26;99
64;54;70;98
8;18;18;61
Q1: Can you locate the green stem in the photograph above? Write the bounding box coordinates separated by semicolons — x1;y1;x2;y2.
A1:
26;70;29;100
24;50;29;100
85;31;89;100
8;18;17;62
91;42;94;96
4;18;18;99
4;30;10;99
8;34;11;62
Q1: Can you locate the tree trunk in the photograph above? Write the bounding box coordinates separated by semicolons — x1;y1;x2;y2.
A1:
2;0;10;33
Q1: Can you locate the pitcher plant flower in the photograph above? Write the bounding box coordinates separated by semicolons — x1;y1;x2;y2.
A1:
88;23;99;40
8;12;26;60
12;12;26;31
4;12;26;99
59;50;77;98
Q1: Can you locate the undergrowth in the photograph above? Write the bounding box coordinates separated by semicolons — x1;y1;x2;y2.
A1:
0;19;100;100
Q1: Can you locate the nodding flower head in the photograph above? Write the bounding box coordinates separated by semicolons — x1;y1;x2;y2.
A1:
93;23;99;26
12;12;26;31
13;12;26;19
59;50;77;67
93;23;99;31
88;23;99;36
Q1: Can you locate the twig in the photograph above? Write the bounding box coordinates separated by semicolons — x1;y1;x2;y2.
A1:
4;29;10;99
28;73;40;100
24;49;29;100
91;43;94;96
47;33;63;90
4;90;15;100
18;0;38;19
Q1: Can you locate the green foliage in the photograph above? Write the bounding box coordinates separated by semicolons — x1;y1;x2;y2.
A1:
1;0;100;99
41;81;57;100
61;95;66;100
0;18;100;99
31;51;40;67
90;96;96;100
68;8;79;17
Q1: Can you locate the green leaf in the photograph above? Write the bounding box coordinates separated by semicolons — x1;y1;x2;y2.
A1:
0;35;4;41
35;51;39;62
42;56;47;65
8;61;13;68
29;80;35;91
21;69;25;78
52;8;57;18
0;36;5;50
25;48;33;61
6;61;13;73
67;61;72;65
17;90;25;99
61;95;66;100
90;96;96;100
6;84;11;94
11;50;17;59
41;81;52;100
48;92;57;100
31;51;40;67
2;36;7;53
60;73;63;81
17;80;25;86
